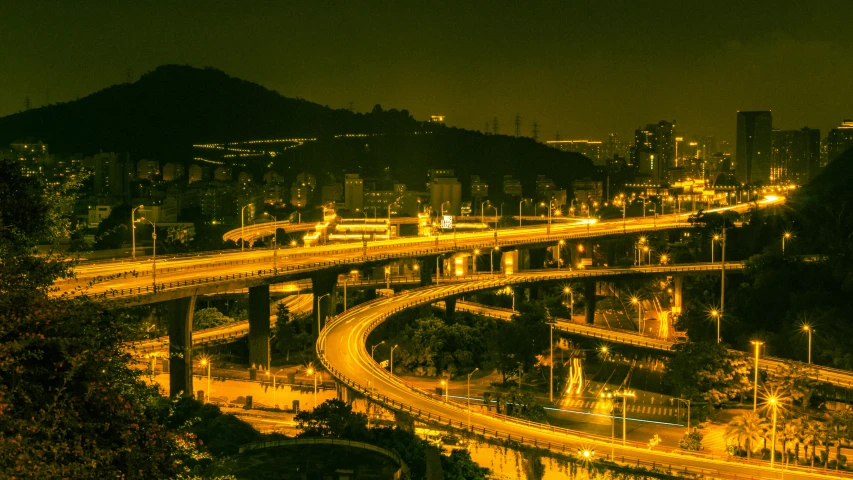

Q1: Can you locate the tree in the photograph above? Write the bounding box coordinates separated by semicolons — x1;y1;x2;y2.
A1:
442;449;489;480
0;158;181;477
725;411;769;459
193;307;234;330
679;431;704;451
801;419;823;467
663;342;751;404
295;399;368;439
765;361;821;412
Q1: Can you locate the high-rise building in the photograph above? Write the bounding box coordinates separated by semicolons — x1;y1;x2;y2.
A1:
429;177;462;215
771;127;820;184
93;152;132;198
137;159;159;180
344;174;364;210
470;175;489;201
735;111;773;184
162;163;185;182
630;120;675;184
502;175;522;197
826;120;853;165
545;140;603;165
188;164;204;183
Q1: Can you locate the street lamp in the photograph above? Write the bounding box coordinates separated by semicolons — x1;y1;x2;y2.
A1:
710;309;721;344
518;198;530;227
802;324;813;364
549;324;554;402
480;200;489;224
390;345;399;375
140;218;157;292
371;340;385;360
440;201;451;216
767;395;780;468
616;389;636;445
473;249;480;274
317;293;331;337
490;246;499;275
556;239;565;270
199;357;211;403
440;378;449;402
711;233;720;263
467;367;479;429
264;212;278;272
659;253;669;265
631;296;642;334
240;204;249;252
267;368;285;407
782;232;793;255
750;340;764;411
671;397;692;433
131;204;144;259
563;286;574;317
306;364;319;409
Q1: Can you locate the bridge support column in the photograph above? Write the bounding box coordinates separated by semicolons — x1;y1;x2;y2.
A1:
312;271;338;335
418;256;437;286
167;295;196;398
673;275;683;315
584;281;596;325
248;285;270;370
445;297;456;319
394;411;415;433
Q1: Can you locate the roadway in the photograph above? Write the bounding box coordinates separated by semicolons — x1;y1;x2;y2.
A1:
451;299;853;389
319;271;847;480
55;198;781;303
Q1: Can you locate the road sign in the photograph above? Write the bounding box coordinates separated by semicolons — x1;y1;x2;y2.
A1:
440;215;453;229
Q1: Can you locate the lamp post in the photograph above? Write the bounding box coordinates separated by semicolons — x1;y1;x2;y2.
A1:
556;239;565;269
711;309;721;344
616;390;635;445
720;227;728;315
200;357;211;403
488;204;498;231
480;200;488;224
306;365;318;409
711;233;720;263
490;246;499;275
631;296;642;334
241;204;249;252
802;325;812;364
671;397;692;432
564;286;574;317
467;367;479;429
267;368;285;407
518;199;529;227
141;218;157;291
317;293;331;337
768;395;779;468
265;213;278;272
441;201;451;216
390;345;399;375
436;253;447;284
131;205;144;259
440;378;449;402
782;232;792;255
750;340;764;411
473;249;480;274
549;324;554;402
371;341;385;360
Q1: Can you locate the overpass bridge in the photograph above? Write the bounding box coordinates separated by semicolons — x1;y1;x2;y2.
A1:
318;267;848;480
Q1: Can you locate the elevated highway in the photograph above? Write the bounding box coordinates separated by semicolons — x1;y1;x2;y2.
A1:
56;197;779;304
319;266;847;480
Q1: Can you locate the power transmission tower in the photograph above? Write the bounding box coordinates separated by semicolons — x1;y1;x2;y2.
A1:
532;121;539;141
514;113;521;137
492;117;499;135
555;131;561;141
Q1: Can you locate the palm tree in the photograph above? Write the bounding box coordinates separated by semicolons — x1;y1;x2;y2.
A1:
827;410;849;469
779;420;800;467
726;411;769;460
802;419;822;468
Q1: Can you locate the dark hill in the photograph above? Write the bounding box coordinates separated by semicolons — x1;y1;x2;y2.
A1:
0;65;595;190
0;65;421;161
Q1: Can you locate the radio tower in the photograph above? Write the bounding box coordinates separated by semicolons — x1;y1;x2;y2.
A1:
492;117;499;135
514;113;521;137
531;121;539;141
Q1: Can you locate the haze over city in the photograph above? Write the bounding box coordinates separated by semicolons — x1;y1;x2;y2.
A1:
2;2;853;479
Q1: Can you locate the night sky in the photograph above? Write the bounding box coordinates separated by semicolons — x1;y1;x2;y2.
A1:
3;1;852;143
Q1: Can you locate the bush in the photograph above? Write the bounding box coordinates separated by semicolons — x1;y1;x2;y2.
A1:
678;431;703;451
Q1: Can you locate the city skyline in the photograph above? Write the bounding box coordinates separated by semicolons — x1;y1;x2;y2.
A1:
2;2;853;143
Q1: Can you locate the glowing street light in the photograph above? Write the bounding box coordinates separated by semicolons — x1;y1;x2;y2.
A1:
710;309;721;344
782;232;793;255
306;364;319;409
440;378;449;402
563;286;574;317
199;357;211;403
802;324;813;364
767;394;780;468
390;344;399;374
556;239;565;270
131;204;144;259
711;233;720;263
659;253;669;265
631;296;642;334
616;390;636;445
750;340;764;411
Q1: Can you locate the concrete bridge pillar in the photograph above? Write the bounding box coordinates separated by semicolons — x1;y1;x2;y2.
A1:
528;247;547;269
418;255;437;286
584;281;596;325
248;285;271;370
673;275;683;315
445;297;457;319
312;271;338;335
166;295;196;398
